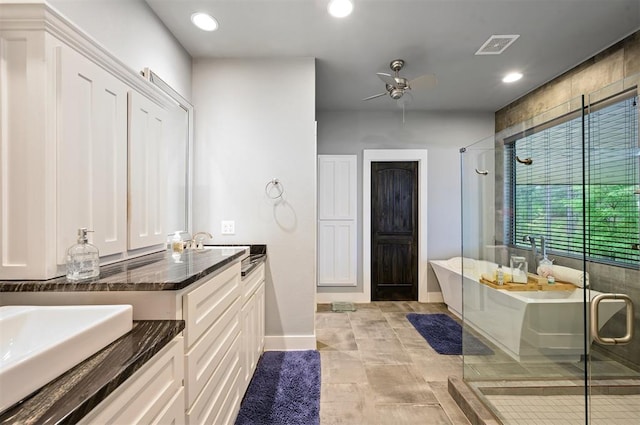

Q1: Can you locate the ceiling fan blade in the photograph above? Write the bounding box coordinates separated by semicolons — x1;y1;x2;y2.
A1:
376;72;399;88
362;92;387;101
408;74;437;90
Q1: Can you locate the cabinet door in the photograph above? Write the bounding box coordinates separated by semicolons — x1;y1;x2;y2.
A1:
317;155;357;286
128;90;167;250
241;292;258;393
256;281;265;355
57;46;128;263
318;221;357;286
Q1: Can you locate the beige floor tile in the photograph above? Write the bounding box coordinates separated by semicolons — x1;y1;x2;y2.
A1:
321;383;370;403
320;350;362;364
321;351;368;384
365;364;439;404
371;404;455;425
359;349;413;365
349;309;385;321
316;312;352;329
377;301;416;312
320;400;370;425
351;322;396;339
319;302;474;425
394;327;431;350
317;328;358;351
355;337;405;353
383;312;415;328
408;302;450;314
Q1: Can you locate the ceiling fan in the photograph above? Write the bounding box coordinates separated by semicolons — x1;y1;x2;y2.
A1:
363;59;437;104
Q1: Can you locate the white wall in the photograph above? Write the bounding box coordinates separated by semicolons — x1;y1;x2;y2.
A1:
317;110;494;296
49;0;192;100
192;58;317;349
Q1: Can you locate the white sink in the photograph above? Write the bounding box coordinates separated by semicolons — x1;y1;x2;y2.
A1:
0;304;133;412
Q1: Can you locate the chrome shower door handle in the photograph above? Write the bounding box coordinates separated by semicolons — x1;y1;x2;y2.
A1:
590;293;634;345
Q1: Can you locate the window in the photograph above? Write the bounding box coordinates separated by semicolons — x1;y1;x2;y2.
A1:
506;93;639;266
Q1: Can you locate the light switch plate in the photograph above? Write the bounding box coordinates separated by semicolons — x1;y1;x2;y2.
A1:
221;220;235;235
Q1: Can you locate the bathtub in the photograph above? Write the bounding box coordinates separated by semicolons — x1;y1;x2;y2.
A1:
430;257;625;362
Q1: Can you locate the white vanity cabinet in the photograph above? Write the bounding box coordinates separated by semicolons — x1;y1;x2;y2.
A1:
77;336;185;425
183;263;242;425
56;45;129;263
240;263;266;394
0;3;171;280
180;260;266;425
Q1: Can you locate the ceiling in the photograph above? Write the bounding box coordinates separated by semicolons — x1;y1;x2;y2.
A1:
146;0;640;112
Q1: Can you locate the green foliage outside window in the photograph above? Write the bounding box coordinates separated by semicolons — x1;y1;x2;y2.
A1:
510;94;639;267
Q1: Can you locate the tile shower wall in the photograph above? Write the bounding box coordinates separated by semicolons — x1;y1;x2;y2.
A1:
495;31;640;133
493;30;640;371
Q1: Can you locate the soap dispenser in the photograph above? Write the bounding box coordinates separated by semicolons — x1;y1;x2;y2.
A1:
66;228;100;281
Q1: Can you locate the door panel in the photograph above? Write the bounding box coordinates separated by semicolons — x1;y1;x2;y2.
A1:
371;161;418;301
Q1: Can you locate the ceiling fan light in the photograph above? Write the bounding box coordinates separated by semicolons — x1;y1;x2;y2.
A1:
328;0;353;18
191;12;218;31
390;88;404;100
502;72;523;83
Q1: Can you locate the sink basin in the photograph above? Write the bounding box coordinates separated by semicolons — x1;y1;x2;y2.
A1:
0;305;133;412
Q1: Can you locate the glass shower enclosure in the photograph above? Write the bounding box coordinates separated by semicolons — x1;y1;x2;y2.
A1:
459;77;639;424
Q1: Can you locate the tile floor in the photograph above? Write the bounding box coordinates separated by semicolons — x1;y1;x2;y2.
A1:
316;301;472;425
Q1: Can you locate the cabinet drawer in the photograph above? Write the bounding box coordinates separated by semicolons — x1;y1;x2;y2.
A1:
183;263;240;348
151;386;185;425
78;336;184;425
185;297;240;408
187;333;241;425
242;263;265;301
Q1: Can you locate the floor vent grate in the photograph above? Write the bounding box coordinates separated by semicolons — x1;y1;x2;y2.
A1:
331;301;356;312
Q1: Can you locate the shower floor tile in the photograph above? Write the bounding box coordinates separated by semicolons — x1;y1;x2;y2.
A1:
484;394;640;425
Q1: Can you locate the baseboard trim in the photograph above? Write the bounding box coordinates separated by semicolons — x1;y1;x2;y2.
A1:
264;335;317;351
316;292;370;304
425;291;444;303
316;291;443;304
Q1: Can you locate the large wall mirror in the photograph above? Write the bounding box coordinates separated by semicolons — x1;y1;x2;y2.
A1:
143;68;193;235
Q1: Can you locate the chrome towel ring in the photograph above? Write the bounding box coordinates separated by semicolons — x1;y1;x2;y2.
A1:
265;178;284;199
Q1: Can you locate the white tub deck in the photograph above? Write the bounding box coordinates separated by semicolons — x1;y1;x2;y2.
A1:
430;258;624;362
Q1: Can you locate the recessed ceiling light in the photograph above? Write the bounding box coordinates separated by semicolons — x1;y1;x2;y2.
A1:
502;72;523;83
328;0;354;18
191;12;218;31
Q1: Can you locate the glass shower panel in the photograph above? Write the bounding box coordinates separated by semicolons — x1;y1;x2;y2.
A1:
461;97;590;424
586;77;640;424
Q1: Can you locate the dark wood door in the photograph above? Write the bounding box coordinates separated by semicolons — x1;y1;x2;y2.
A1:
371;161;418;301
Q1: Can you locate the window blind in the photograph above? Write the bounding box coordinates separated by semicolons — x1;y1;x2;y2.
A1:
506;93;639;266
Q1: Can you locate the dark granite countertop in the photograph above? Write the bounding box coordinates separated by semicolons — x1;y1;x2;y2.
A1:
0;247;248;292
241;253;267;277
0;320;185;425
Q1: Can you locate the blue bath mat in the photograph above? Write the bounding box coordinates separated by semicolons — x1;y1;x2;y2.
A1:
235;350;320;425
406;313;493;355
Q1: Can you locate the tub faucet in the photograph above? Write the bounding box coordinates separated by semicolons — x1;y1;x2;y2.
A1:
522;234;546;268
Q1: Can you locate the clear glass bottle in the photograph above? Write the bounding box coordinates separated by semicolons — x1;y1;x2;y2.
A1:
496;265;504;286
66;228;100;281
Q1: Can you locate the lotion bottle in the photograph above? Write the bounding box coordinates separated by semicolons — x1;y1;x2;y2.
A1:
66;228;100;281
